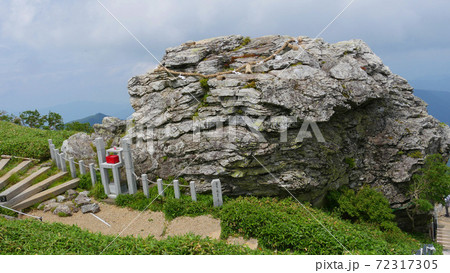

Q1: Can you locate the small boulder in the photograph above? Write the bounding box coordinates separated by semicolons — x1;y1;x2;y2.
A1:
79;191;90;197
56;195;66;203
37;199;56;210
66;189;78;200
62;201;79;213
81;203;100;214
74;194;91;206
53;204;72;217
43;202;59;213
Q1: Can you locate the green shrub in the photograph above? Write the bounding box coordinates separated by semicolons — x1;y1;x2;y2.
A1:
78;174;92;190
115;188;217;220
116;191;154;211
163;197;215;220
89;181;107;200
219;197;430;254
327;186;397;231
407;154;450;229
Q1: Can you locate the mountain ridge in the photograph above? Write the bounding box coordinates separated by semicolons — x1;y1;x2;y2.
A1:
68;113;108;126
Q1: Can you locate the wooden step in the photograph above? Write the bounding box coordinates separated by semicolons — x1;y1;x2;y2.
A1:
0;161;32;190
0;158;10;171
5;172;67;207
0;167;50;202
13;178;80;210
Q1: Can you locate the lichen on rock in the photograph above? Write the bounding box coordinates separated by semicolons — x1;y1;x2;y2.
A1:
124;34;449;210
63;35;450;218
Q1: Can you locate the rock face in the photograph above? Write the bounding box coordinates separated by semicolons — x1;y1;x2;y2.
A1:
61;117;126;164
125;35;450;210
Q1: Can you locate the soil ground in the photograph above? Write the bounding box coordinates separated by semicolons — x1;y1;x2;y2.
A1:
27;202;258;250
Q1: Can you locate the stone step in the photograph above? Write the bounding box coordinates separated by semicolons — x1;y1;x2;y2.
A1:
0;158;10;171
5;172;68;207
0;167;50;202
13;178;79;210
0;161;33;190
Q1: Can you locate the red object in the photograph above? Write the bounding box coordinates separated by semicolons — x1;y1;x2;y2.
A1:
106;155;119;164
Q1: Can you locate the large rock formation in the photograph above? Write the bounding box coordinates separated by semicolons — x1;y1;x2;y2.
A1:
126;35;450;211
61;117;126;165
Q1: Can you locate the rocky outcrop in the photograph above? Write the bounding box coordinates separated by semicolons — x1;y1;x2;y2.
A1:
61;117;127;164
125;35;450;209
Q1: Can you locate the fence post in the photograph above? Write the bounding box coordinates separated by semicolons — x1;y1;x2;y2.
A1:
211;179;223;207
216;179;223;206
50;144;56;163
60;153;67;172
157;178;164;197
112;165;121;195
173;179;180;199
79;160;86;175
69;157;77;178
48;139;54;161
142;174;149;198
211;180;219;207
95;137;110;195
54;149;61;169
190;181;197;202
121;138;137;195
89;163;97;187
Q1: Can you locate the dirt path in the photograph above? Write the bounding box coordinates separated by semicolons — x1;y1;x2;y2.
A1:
27;202;258;249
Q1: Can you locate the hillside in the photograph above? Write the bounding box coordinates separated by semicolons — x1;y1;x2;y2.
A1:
70;113;107;126
0;121;75;160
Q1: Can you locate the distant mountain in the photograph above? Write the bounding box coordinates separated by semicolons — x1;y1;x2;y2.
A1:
36;101;134;123
70;113;108;126
414;89;450;125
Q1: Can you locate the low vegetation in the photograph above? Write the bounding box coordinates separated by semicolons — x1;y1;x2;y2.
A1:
112;182;439;254
407;154;450;229
115;184;220;220
325;186;399;232
0;218;269;255
220;197;440;255
0;121;76;160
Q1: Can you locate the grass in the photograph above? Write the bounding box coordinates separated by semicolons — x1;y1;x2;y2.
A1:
114;187;440;255
219;197;442;255
1;187;442;255
115;185;220;220
0;121;76;160
0;157;22;177
0;218;270;255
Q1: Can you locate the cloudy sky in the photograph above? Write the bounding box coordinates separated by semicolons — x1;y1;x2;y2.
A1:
1;0;449;120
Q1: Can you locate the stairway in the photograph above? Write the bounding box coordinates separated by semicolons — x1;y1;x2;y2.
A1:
437;216;450;255
0;157;79;211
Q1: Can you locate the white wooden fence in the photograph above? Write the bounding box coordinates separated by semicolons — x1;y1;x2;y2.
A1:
48;138;223;207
